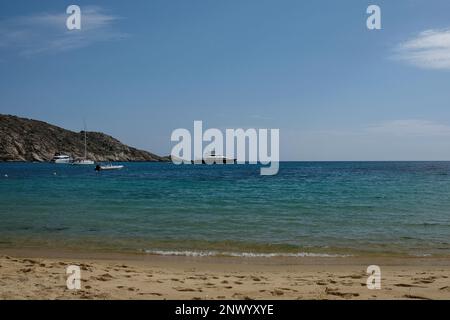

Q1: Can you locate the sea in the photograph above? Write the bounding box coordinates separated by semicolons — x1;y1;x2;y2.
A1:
0;162;449;258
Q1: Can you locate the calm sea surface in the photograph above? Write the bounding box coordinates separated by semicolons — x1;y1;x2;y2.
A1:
0;162;449;257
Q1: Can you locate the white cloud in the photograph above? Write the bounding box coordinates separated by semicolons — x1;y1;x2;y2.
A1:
394;28;450;70
0;6;126;57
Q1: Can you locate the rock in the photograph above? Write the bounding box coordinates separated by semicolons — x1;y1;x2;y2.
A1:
0;114;167;162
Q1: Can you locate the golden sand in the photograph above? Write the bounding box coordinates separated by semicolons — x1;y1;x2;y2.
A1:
0;250;449;300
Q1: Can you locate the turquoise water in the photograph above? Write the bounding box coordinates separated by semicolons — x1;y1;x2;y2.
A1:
0;162;449;257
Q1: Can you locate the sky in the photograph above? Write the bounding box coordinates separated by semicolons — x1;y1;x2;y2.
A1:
1;0;450;160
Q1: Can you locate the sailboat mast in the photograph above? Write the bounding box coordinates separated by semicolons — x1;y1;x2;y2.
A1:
84;130;87;159
83;119;87;160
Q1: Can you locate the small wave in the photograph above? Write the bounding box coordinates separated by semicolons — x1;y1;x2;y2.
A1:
409;253;432;257
143;249;352;258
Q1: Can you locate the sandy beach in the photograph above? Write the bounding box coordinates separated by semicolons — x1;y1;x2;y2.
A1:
0;249;449;300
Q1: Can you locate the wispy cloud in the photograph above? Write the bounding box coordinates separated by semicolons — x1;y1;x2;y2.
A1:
284;119;450;160
367;119;450;136
394;28;450;70
295;120;450;138
0;6;126;57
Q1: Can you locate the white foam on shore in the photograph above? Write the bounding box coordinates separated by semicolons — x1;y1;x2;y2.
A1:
410;253;432;257
143;249;352;258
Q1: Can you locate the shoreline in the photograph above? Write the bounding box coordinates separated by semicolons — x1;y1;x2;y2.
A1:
1;248;449;300
1;243;448;261
1;247;450;265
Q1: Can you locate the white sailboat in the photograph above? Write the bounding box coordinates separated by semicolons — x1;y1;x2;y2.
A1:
72;121;95;165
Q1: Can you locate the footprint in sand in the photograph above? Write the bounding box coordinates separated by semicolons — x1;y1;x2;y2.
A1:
325;288;359;299
403;294;431;300
22;259;38;264
341;281;354;286
413;280;434;284
280;287;298;292
271;289;284;296
138;292;162;296
339;274;357;279
95;273;114;281
394;283;424;288
174;287;197;292
78;263;92;270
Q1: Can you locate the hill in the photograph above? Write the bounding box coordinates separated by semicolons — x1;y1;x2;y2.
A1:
0;114;166;162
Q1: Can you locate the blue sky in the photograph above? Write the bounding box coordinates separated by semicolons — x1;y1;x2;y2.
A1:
1;0;450;160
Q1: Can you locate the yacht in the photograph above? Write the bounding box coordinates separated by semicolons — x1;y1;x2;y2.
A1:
193;151;236;164
51;154;71;164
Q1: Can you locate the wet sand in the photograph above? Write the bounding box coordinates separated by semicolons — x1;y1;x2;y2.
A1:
0;249;449;300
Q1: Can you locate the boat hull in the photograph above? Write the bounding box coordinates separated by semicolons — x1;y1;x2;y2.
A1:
52;159;71;164
95;165;124;171
72;160;95;165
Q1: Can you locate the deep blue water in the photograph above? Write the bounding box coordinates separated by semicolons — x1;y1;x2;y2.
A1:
0;162;449;257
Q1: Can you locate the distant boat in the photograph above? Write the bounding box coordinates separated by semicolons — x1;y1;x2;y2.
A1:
72;159;95;165
51;154;71;164
72;120;95;165
193;150;236;164
95;164;124;171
